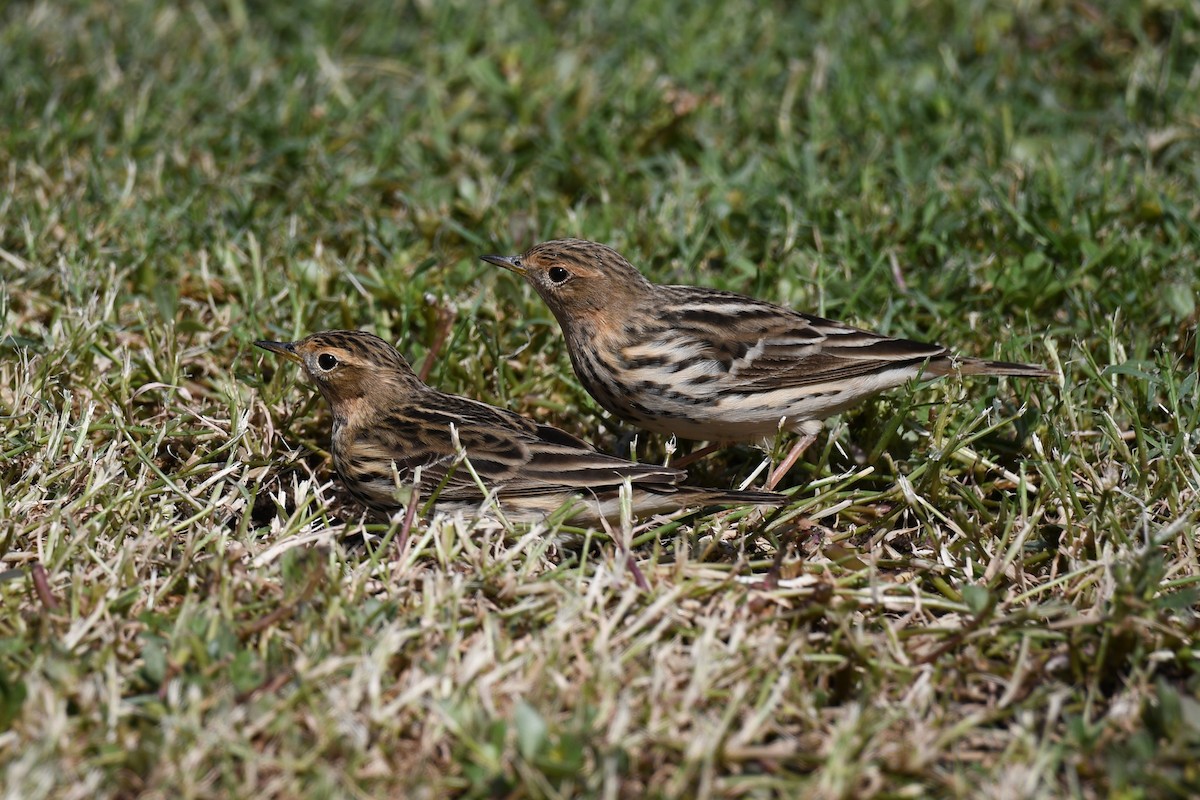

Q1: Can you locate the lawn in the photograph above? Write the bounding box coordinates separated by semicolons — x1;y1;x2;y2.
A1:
2;0;1199;797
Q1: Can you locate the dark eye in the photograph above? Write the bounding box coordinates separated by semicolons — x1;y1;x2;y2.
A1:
548;266;570;284
317;353;339;371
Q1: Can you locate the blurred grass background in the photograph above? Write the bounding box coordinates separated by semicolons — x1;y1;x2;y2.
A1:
2;0;1198;797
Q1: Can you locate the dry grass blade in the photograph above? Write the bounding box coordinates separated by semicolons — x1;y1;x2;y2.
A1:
2;2;1199;798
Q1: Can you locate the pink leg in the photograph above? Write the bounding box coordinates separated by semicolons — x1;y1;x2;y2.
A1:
767;433;816;489
417;303;456;383
670;442;723;469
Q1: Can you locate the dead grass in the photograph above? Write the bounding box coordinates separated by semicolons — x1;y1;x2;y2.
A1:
3;0;1199;797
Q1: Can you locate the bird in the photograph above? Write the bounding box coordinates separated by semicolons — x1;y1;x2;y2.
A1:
481;238;1054;488
254;330;786;523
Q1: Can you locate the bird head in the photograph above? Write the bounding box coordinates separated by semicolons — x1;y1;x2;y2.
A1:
481;238;653;326
255;330;418;409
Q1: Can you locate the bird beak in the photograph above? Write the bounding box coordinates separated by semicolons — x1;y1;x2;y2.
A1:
254;340;302;364
480;253;525;276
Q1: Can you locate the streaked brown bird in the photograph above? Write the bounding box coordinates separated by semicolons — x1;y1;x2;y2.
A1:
255;330;785;523
482;238;1054;487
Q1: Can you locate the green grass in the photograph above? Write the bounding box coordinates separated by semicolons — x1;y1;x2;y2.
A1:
2;0;1199;796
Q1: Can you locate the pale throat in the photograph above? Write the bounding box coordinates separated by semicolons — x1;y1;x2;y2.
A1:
328;393;374;434
561;308;629;356
559;289;640;343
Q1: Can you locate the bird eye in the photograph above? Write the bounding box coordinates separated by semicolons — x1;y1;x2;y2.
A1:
317;353;339;371
548;266;571;284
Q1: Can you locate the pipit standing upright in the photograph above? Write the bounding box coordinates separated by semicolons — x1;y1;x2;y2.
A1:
482;239;1054;487
255;330;786;523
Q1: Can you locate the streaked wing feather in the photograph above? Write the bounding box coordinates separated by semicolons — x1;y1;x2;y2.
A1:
398;390;687;500
664;288;949;390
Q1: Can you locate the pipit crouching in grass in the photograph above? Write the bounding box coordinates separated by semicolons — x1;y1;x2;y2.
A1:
482;238;1054;487
255;330;786;524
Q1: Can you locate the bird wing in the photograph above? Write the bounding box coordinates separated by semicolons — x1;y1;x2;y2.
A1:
660;287;949;391
369;391;685;503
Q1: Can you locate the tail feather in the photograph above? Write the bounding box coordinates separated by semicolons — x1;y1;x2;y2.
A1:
945;357;1055;379
588;484;788;521
682;487;789;507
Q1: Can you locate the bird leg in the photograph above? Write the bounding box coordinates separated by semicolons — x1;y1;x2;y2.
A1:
417;301;457;383
766;433;816;490
670;441;723;469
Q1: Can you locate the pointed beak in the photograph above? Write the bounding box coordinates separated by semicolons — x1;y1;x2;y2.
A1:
254;340;302;364
480;253;525;276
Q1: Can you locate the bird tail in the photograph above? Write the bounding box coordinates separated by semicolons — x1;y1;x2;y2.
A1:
944;357;1055;379
685;488;789;507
